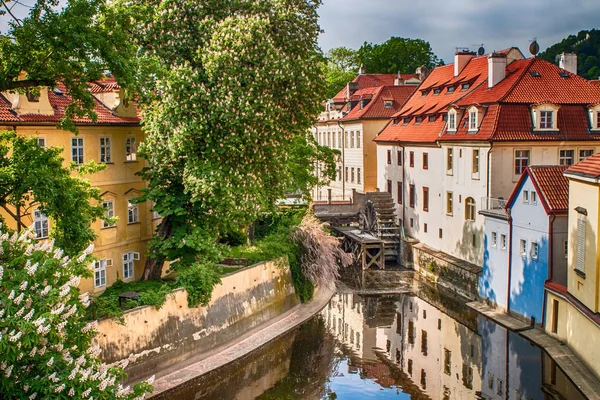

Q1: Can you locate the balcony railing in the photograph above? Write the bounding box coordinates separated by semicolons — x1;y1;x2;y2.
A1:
480;197;508;215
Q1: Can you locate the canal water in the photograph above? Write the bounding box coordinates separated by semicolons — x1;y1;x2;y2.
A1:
157;283;586;399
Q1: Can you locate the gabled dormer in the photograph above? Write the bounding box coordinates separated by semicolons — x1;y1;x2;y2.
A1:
468;105;480;133
531;103;560;132
3;87;55;116
447;107;458;132
589;104;600;131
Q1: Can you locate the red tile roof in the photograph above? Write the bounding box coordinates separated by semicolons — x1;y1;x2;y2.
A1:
332;73;418;102
342;85;417;121
528;166;570;213
0;83;139;125
565;152;600;179
89;77;120;93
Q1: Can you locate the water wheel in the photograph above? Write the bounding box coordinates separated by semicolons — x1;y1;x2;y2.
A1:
360;201;378;235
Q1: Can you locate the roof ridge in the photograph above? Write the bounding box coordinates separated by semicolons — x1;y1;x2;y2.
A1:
497;58;536;103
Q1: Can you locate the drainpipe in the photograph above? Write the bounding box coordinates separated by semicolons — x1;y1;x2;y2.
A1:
338;120;346;201
506;212;513;314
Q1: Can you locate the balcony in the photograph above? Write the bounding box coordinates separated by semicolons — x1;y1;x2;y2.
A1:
479;197;508;218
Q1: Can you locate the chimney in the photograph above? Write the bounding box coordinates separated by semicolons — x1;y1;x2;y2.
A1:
559;53;577;75
394;72;404;86
359;64;366;75
454;50;476;77
416;65;429;81
488;52;507;88
346;81;359;101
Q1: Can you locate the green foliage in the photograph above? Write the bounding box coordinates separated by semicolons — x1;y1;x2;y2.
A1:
176;262;222;308
254;208;306;240
289;243;314;303
129;0;329;279
356;37;442;74
324;67;357;99
538;29;600;79
219;228;247;247
86;279;177;321
0;229;152;398
0;0;138;131
323;47;359;98
0;132;105;255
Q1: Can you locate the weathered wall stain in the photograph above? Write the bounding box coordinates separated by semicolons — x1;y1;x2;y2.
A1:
94;260;299;383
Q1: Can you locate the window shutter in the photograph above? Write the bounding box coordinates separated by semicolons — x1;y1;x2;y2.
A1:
133;252;140;261
576;214;586;272
106;258;113;267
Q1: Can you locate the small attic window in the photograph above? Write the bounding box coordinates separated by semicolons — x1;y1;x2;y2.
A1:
403;117;411;125
415;116;423;124
26;88;40;102
461;83;470;91
384;100;393;109
54;88;63;96
428;115;436;122
559;71;570;78
529;71;541;77
447;86;455;94
421;90;429;97
433;88;441;96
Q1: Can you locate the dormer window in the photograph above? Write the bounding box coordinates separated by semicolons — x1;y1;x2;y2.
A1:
447;86;455;94
415;116;422;124
384;100;393;109
421;90;429;97
448;109;457;131
461;83;470;91
468;107;478;132
26;88;40;102
433;88;441;96
589;105;600;130
403;117;411;125
532;104;559;131
428;115;436;122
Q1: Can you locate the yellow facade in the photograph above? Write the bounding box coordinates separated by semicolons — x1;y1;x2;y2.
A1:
0;88;156;295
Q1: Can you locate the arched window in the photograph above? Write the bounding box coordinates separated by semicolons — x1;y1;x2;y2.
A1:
448;109;457;131
465;197;476;221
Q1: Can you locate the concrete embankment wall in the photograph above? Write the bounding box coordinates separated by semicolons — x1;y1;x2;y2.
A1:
95;260;299;383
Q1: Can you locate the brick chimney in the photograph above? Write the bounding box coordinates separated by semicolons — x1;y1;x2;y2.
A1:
394;72;404;86
454;50;476;77
559;53;577;75
345;81;359;101
359;64;366;75
488;52;507;88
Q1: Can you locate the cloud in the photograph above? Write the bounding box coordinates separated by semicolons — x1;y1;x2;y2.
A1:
318;0;600;63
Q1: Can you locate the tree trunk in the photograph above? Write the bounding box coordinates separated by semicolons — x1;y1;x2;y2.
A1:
141;216;173;281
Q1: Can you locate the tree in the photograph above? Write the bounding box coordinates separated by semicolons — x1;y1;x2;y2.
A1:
356;37;441;74
0;228;152;398
323;47;358;99
0;0;137;131
538;29;600;79
327;47;358;71
0;132;106;256
127;0;329;280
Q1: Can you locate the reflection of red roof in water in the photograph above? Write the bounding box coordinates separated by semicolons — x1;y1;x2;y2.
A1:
361;362;396;388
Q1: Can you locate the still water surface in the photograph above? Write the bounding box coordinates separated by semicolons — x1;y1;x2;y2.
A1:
159;286;586;400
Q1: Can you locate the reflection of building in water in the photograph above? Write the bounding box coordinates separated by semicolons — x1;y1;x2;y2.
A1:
322;293;378;361
376;294;483;399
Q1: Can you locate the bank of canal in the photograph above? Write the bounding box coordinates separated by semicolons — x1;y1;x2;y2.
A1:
154;277;587;400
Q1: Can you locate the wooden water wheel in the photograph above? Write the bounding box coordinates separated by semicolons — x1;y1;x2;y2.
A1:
360;200;378;235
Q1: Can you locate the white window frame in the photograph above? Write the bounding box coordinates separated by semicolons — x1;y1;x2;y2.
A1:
589;107;600;130
356;131;361;148
94;259;111;288
531;191;537;205
126;136;137;161
468;107;478;132
465;197;476;221
579;149;594;162
34;209;49;239
523;190;529;204
531;242;539;260
99;136;112;163
520;239;527;257
491;232;497;248
357;168;361;185
448;109;457;131
501;234;507;250
472;149;480;176
533;104;559;131
446;148;454;175
71;137;84;164
559;149;574;166
446;191;453;215
102;200;115;228
514;150;530;176
36;137;46;147
122;252;139;280
127;200;139;224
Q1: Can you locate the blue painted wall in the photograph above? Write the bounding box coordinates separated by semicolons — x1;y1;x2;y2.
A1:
508;176;550;324
479;215;510;309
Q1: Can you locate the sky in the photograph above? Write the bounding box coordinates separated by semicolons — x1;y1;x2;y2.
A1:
318;0;600;64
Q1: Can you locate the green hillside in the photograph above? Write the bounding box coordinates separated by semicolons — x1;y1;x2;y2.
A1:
538;29;600;79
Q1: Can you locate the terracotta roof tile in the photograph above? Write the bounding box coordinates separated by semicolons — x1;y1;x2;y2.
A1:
332;73;418;102
343;85;417;121
0;94;20;123
528;165;570;213
89;77;120;94
565;152;600;179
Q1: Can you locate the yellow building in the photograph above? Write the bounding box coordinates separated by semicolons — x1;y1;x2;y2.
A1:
544;152;600;377
0;79;156;294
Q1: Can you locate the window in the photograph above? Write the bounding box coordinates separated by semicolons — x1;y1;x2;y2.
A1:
446;148;453;174
387;179;392;194
356;132;361;148
351;168;355;183
465;197;476;221
152;201;161;219
469;109;478;131
448;110;457;131
433;88;440;95
540;110;554;129
122;252;139;280
514;150;530;175
551;299;559;334
338;132;342;148
128;200;139;224
350;132;355;148
36;137;46;147
424;223;428;233
423;187;429;212
564;240;568;259
444;349;451;375
71;137;84;164
357;168;361;184
472;150;480;174
447;86;455;93
501;234;507;250
520;239;527;257
387;150;392;164
408;321;415;344
576;213;586;273
428;115;436;122
397;182;403;204
345;132;349;148
102;201;115;228
410;151;414;167
579;149;594;161
531;242;539;259
423;153;428;169
345;167;349;182
26;87;40;102
531;191;537;205
34;209;49;239
461;83;470;90
409;185;415;208
421;330;428;356
559;150;574;165
523;190;529;204
491;232;497;247
337;167;341;181
331;132;336;148
403;117;411;125
408;359;413;375
397;150;402;166
415;116;422;124
446;192;453;215
94;259;108;288
99;137;112;163
421;369;427;389
439;229;443;239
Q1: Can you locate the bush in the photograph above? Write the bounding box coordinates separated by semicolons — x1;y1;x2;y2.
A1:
219;228;247;247
176;262;222;307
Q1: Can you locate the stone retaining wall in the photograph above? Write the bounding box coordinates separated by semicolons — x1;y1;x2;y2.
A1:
94;260;298;383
